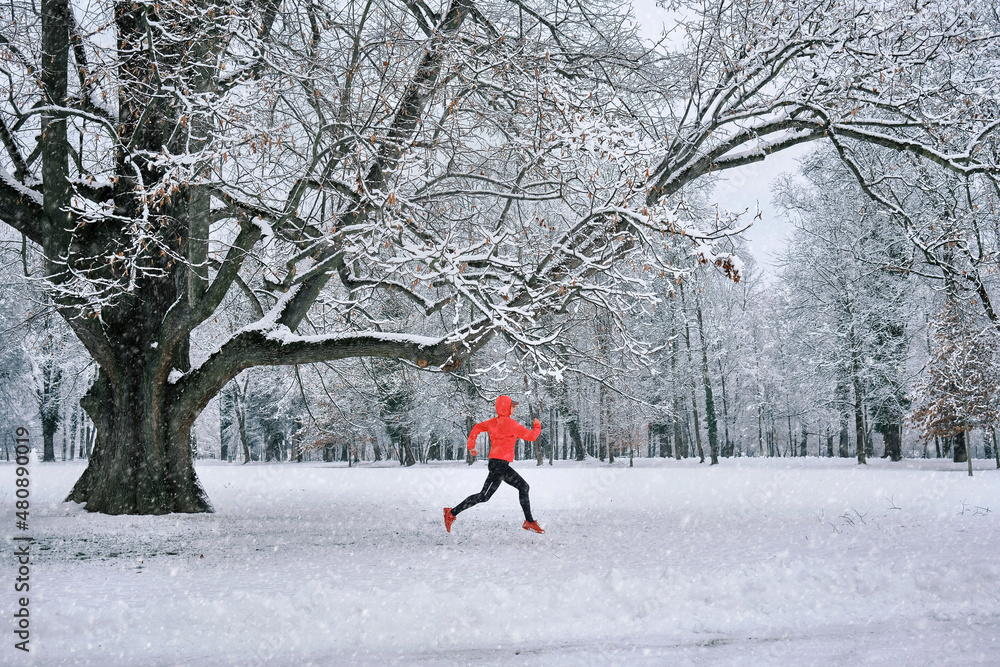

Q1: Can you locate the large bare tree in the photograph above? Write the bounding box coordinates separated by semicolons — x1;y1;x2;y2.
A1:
0;0;996;513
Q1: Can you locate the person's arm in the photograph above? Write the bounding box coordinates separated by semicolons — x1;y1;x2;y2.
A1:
514;418;542;442
467;421;487;456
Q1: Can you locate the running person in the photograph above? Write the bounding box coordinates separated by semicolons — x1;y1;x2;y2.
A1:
444;396;545;534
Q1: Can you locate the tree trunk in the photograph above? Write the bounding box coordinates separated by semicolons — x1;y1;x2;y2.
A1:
882;422;902;461
466;415;476;464
848;322;867;465
865;417;874;459
292;419;302;463
835;377;851;457
800;423;808;457
853;384;866;465
672;339;684;460
41;398;59;463
556;379;585;461
953;429;968;463
718;359;732;457
66;369;211;514
568;417;585;461
756;403;764;457
38;354;61;462
85;421;94;459
530;404;544;466
60;0;219;512
220;381;237;462
237;397;251;464
69;403;78;460
966;425;973;477
787;415;794;458
681;289;705;463
694;296;719;464
264;432;281;462
607;395;614;464
993;429;999;470
401;430;416;466
61;399;69;461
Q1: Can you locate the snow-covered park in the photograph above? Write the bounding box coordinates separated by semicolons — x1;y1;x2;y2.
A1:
3;457;999;665
4;0;1000;663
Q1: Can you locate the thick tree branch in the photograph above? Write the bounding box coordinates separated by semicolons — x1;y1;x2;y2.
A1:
0;171;44;244
170;323;494;432
831;124;999;177
0;117;30;181
162;215;264;347
260;0;477;334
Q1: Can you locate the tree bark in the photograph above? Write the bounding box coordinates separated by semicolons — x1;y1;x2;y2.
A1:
847;318;867;465
530;404;545;466
39;358;61;462
220;382;237;463
757;403;764;458
787;415;795;458
607;392;614;465
400;430;416;467
556;379;585;461
69;403;78;460
237;390;252;464
67;368;211;514
671;334;684;460
853;382;867;465
717;359;732;457
548;408;554;465
882;423;902;461
966;426;973;477
992;429;999;470
682;306;705;464
953;429;968;464
694;296;720;464
465;415;476;465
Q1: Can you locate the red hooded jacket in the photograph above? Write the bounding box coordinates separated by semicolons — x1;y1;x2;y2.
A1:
467;395;541;462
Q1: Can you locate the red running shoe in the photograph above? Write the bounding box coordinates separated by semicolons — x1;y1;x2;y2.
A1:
522;520;544;534
443;507;456;533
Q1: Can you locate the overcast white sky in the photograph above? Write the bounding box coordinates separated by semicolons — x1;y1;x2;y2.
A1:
630;0;808;280
709;146;811;279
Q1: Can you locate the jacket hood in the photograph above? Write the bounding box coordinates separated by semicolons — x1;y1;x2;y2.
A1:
495;395;514;417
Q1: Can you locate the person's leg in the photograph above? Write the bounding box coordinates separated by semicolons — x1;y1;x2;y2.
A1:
500;463;534;522
452;459;503;515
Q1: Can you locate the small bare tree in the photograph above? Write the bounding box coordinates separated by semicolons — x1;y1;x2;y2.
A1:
910;299;1000;476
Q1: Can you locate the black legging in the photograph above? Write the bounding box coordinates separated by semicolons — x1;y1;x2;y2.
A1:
452;458;533;522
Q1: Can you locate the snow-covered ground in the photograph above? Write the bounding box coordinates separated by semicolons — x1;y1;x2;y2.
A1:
2;456;1000;665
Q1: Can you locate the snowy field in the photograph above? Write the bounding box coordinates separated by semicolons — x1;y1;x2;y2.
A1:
2;457;1000;666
